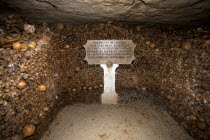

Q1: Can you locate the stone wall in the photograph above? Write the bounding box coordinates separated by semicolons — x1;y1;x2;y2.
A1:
116;25;210;139
0;17;57;139
0;17;103;140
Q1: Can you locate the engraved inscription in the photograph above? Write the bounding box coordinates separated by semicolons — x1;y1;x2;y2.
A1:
84;40;136;64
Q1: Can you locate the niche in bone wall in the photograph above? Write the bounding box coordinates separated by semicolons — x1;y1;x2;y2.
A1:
0;16;209;140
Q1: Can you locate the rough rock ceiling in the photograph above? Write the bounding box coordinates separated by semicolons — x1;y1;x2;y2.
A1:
0;0;210;25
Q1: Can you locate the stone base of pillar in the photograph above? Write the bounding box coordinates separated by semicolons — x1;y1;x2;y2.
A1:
101;92;118;104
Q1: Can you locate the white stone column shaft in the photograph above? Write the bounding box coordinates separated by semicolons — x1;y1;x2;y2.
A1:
100;64;119;104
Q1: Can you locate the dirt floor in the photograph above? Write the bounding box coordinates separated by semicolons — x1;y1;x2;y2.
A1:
41;103;193;140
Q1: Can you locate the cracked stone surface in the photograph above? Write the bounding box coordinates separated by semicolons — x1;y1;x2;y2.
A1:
0;0;210;25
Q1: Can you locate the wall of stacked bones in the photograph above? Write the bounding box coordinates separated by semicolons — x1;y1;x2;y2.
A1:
0;16;209;140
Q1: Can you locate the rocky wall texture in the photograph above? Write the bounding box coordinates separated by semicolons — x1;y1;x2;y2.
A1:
0;16;104;140
115;25;210;139
0;0;210;25
0;16;59;140
0;16;210;140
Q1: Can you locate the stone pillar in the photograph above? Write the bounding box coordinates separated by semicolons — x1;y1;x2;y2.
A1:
100;64;119;104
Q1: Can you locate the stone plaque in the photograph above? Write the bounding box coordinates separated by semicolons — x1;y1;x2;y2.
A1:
84;40;136;64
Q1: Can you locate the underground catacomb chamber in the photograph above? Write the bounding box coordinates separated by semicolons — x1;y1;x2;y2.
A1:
0;0;210;140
